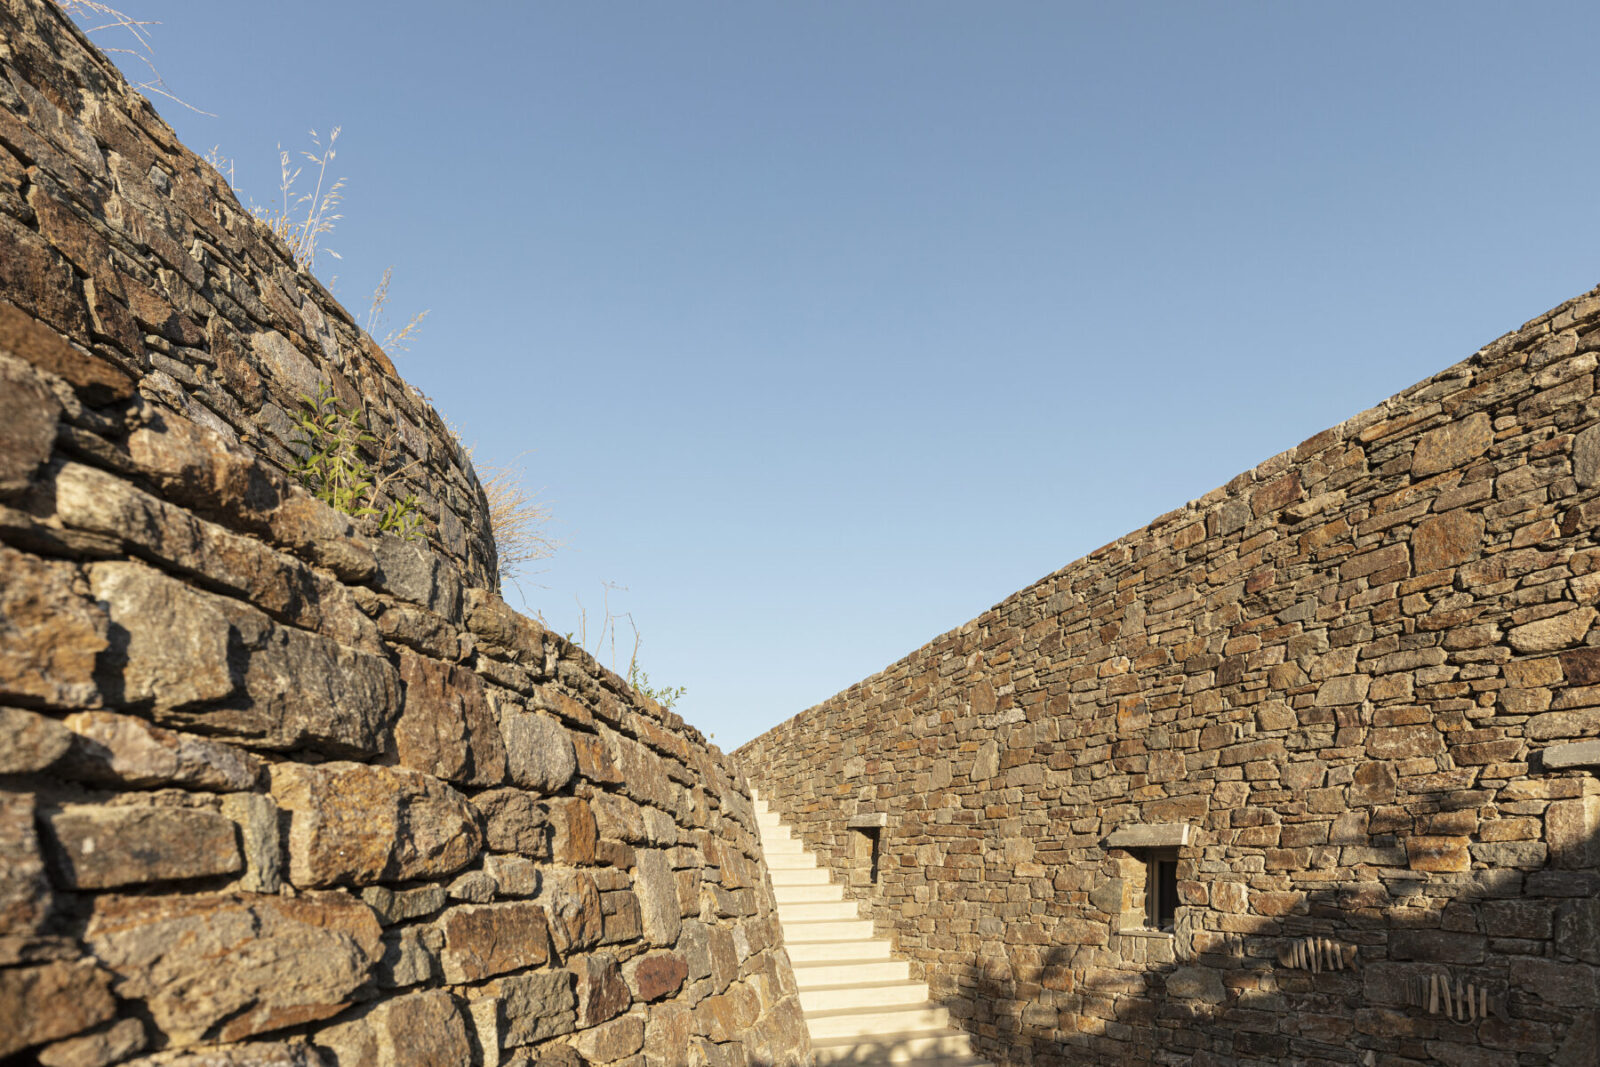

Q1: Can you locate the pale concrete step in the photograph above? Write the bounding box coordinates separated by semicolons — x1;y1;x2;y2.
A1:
780;918;878;941
783;938;893;963
809;1031;979;1064
754;794;994;1067
801;979;931;1013
806;1004;952;1040
774;883;846;904
766;853;821;870
792;958;911;983
778;900;861;922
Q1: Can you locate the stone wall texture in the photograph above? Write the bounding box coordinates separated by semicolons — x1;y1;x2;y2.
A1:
0;2;810;1064
739;286;1600;1066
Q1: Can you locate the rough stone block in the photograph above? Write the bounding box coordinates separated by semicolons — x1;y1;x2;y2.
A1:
573;1013;645;1064
61;712;263;791
1547;796;1600;870
0;353;60;497
537;867;603;956
271;763;482;888
624;951;688;1002
0;706;72;774
0;960;116;1057
634;849;683;948
500;708;576;794
1411;509;1486;574
45;803;241;889
315;988;471;1067
544;796;597;865
1543;740;1600;769
472;788;549;857
84;891;381;1047
1510;608;1598;653
1412;411;1492;477
395;650;506;787
37;1017;147;1067
572;952;631;1028
0;548;109;710
438;902;551;983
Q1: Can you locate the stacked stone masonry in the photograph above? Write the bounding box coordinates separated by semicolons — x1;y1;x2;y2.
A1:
0;3;811;1064
740;285;1600;1067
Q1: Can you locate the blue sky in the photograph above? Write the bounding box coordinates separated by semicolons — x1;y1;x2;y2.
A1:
89;2;1600;748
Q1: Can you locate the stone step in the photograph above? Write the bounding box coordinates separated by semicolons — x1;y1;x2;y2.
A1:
804;1003;952;1041
780;918;878;941
783;938;894;963
778;900;861;922
800;980;932;1013
809;1032;979;1065
753;795;994;1067
791;957;911;984
774;883;846;904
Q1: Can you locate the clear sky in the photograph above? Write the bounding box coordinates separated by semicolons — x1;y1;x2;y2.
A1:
83;2;1600;749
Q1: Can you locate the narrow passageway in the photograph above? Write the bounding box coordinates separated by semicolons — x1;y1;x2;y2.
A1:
755;794;994;1067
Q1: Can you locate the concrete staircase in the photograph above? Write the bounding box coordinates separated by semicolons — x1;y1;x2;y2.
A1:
754;794;992;1067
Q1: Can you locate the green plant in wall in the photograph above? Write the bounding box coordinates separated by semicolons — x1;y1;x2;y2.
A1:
290;382;424;540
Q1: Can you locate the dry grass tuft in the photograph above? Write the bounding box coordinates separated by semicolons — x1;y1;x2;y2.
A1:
478;458;560;591
366;267;430;354
55;0;213;115
253;127;345;270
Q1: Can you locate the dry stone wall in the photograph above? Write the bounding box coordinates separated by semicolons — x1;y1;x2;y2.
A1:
0;0;497;587
0;3;810;1064
740;287;1600;1066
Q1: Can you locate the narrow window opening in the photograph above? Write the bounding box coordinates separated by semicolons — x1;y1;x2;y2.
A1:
1144;849;1179;931
852;826;882;886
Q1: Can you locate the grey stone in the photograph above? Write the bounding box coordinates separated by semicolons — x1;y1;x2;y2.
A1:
37;1018;147;1067
1165;966;1226;1004
220;792;282;894
84;892;382;1047
1574;423;1600;487
501;710;577;794
500;969;579;1045
484;854;541;897
0;791;53;940
1543;739;1600;769
0;706;72;773
374;925;442;988
635;849;682;948
62;712;264;791
448;870;498;903
360;884;447;925
372;536;462;619
1105;822;1192;848
45;804;241;889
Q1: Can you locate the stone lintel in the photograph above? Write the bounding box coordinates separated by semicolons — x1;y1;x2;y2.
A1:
846;813;888;828
1543;740;1600;770
1105;823;1192;849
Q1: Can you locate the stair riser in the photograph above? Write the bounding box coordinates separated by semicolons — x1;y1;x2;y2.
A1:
810;1034;976;1063
791;960;910;984
779;902;860;922
774;885;845;904
800;986;931;1012
769;868;832;886
781;920;876;940
783;940;892;962
807;1007;951;1039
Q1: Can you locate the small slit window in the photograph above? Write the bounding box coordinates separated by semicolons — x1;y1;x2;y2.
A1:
1144;848;1179;932
846;812;888;889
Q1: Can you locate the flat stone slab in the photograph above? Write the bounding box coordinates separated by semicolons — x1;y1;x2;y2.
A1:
1544;740;1600;770
1105;823;1193;848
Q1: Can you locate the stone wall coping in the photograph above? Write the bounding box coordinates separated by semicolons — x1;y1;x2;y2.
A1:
1104;823;1193;849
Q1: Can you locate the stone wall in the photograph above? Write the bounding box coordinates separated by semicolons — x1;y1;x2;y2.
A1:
0;0;497;587
0;2;810;1064
739;287;1600;1066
